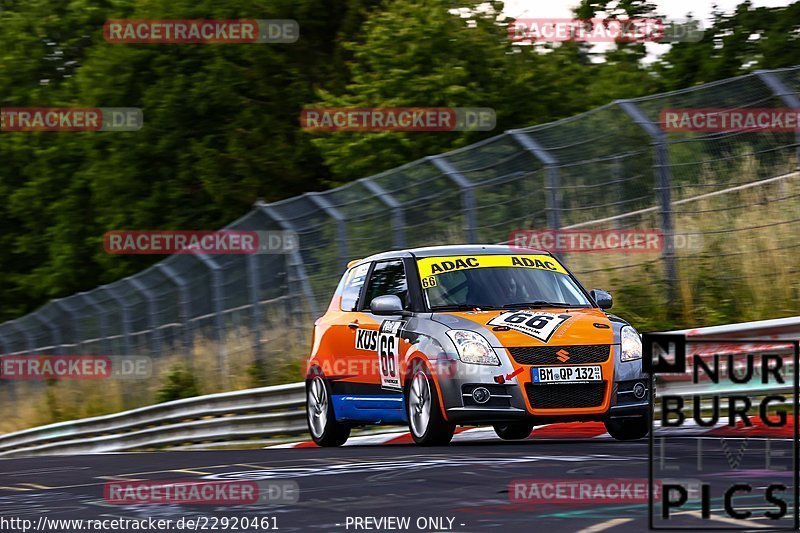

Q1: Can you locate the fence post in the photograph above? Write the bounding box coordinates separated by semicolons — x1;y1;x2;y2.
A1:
127;277;162;356
34;312;63;355
79;292;108;354
101;284;133;356
755;69;800;170
51;298;81;354
244;253;264;365
257;202;320;319
305;192;350;272
359;178;406;249
8;320;35;354
613;155;625;224
509;130;562;229
0;329;8;355
617;99;678;310
193;254;228;385
0;328;16;401
156;263;193;354
428;155;478;243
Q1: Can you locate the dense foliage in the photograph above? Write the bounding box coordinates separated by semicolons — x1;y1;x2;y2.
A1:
1;0;799;320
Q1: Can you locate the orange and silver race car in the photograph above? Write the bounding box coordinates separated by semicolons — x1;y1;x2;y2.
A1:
305;245;648;446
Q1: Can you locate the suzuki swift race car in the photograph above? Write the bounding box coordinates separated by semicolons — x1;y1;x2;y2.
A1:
305;245;648;446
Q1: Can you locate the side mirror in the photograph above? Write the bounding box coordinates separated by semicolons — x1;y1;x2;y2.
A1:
370;295;407;316
590;289;613;309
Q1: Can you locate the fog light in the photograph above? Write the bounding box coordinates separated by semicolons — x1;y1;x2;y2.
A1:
472;387;491;404
633;382;647;399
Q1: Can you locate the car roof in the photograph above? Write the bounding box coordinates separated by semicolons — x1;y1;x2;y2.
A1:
352;244;551;266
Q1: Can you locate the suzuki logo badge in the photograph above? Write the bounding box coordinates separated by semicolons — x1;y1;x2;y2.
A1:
556;349;570;362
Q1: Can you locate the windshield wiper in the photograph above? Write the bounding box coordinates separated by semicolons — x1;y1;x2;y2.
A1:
431;304;506;311
505;301;589;309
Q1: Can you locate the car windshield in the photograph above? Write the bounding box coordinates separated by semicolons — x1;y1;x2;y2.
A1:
416;254;592;310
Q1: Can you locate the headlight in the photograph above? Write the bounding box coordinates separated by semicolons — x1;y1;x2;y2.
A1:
620;326;642;362
446;330;500;365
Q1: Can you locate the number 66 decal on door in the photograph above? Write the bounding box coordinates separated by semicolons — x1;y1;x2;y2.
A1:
378;320;404;391
487;311;571;342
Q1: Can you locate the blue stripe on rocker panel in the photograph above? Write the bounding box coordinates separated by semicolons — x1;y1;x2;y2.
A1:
331;394;408;424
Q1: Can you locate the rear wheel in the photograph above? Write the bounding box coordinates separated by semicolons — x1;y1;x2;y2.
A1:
307;375;350;447
605;415;649;441
493;423;534;440
406;364;455;446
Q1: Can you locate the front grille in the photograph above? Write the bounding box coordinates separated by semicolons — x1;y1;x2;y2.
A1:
508;345;611;365
526;382;607;409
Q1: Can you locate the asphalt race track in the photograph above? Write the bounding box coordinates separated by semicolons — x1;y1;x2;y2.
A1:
1;433;788;533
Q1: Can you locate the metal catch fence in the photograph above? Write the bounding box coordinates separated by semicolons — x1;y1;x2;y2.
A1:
2;66;800;399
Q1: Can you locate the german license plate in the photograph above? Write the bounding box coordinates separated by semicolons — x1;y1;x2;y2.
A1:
531;365;602;384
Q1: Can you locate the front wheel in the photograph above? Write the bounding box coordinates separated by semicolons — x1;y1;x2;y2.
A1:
493;423;534;440
604;415;649;441
406;365;455;446
307;375;350;447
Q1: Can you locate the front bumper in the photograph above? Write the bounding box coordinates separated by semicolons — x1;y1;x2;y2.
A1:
436;347;649;424
444;402;649;424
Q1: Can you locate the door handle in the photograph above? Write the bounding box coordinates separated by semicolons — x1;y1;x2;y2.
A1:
348;321;360;330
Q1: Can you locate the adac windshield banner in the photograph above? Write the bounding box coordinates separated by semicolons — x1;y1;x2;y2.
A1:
416;254;567;279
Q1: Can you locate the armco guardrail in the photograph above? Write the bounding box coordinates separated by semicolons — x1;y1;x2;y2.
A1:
678;316;800;341
0;382;305;457
1;316;799;457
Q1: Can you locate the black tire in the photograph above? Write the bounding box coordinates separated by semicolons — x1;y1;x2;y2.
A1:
493;423;534;440
405;362;455;446
604;415;649;441
306;375;350;447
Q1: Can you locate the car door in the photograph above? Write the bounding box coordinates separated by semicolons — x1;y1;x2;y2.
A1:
325;262;371;387
358;259;411;393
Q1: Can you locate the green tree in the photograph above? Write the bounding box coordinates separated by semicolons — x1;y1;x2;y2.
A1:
653;1;800;89
309;0;592;184
0;0;379;318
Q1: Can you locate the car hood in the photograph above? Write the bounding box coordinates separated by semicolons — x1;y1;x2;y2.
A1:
430;308;614;347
